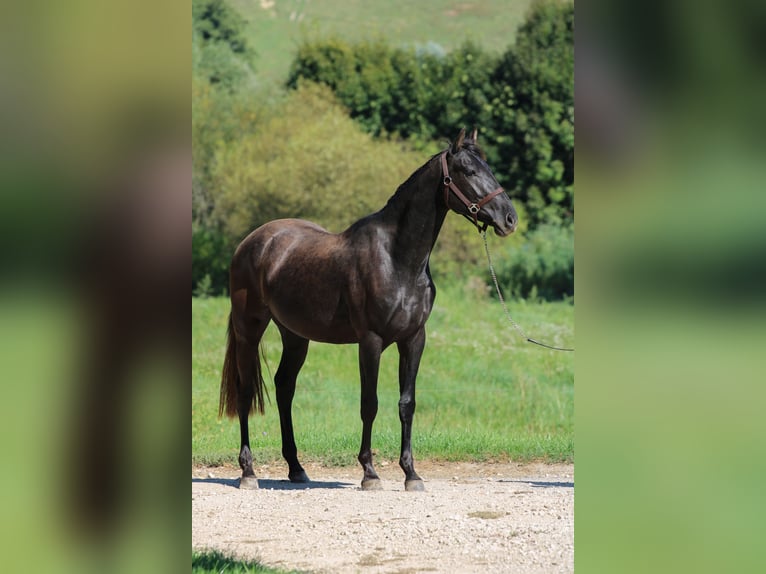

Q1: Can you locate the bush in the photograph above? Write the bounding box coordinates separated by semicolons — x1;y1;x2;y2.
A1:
192;0;253;60
287;38;426;139
210;81;436;240
192;0;255;92
192;223;231;294
192;71;261;295
489;223;573;301
286;38;494;144
192;75;261;222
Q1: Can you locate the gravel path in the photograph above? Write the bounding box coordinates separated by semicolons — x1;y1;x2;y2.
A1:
192;461;574;573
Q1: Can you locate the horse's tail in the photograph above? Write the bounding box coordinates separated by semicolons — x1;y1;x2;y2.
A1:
219;313;267;417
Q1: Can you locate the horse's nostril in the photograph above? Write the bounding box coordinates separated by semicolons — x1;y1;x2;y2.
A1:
506;213;518;229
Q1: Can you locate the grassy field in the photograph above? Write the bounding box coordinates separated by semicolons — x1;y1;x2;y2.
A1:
229;0;533;83
192;283;574;468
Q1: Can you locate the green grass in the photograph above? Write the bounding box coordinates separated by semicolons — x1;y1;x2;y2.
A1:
192;283;573;467
193;550;302;574
230;0;533;84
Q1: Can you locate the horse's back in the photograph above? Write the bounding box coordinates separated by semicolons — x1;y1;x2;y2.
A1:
238;218;330;250
233;218;335;269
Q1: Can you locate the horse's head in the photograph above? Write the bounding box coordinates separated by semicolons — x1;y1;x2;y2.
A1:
442;128;518;236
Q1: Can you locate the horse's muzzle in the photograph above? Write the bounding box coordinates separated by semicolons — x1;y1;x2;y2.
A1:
494;212;518;236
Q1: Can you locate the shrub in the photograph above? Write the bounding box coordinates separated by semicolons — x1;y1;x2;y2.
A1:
193;273;214;298
286;38;495;144
192;0;253;60
489;223;573;301
192;0;255;92
287;38;426;139
192;75;261;223
210;82;435;241
192;223;231;294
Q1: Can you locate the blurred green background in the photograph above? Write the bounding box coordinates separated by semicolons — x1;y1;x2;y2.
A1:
576;0;766;572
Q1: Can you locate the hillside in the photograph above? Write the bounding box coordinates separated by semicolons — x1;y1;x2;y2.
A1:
229;0;533;83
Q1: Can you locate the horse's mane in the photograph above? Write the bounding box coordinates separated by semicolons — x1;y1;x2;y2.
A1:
386;139;485;207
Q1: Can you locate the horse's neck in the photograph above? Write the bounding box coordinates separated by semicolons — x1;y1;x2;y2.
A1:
380;160;448;272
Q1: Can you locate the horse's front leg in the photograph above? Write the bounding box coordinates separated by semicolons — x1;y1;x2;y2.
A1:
358;333;383;490
397;328;426;491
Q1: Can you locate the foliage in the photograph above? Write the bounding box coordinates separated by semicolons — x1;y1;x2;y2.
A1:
192;0;262;296
192;73;261;224
192;222;230;294
193;274;213;298
490;223;574;301
192;30;252;92
210;82;434;242
192;0;253;60
286;39;494;143
489;0;574;226
192;0;255;93
286;38;411;138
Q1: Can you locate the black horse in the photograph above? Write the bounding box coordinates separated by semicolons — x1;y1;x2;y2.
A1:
219;129;518;490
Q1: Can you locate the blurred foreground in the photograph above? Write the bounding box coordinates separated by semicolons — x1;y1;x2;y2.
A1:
0;1;188;572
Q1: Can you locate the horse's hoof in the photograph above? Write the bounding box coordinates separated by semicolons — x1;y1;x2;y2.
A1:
361;478;383;491
239;476;259;489
289;470;310;483
405;479;425;492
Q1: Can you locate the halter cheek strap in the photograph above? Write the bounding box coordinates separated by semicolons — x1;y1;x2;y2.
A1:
440;151;505;231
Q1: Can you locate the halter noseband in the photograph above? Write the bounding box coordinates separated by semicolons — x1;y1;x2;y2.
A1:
440;151;506;232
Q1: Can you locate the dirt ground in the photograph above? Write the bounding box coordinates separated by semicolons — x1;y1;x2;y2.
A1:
192;460;574;574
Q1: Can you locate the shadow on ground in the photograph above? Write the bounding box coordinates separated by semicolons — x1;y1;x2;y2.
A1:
192;477;354;490
498;479;574;488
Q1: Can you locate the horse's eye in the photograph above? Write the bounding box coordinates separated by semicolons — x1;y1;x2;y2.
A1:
468;170;477;176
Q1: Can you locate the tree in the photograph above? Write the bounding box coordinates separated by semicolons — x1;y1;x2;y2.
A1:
192;0;255;90
192;1;260;294
490;0;574;226
192;0;252;57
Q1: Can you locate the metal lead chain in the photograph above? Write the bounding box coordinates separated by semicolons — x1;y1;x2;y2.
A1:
481;230;574;352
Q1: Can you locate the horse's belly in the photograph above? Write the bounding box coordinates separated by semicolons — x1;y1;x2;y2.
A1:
268;296;358;344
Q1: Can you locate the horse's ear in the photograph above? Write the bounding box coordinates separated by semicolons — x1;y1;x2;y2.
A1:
450;128;466;154
470;128;479;143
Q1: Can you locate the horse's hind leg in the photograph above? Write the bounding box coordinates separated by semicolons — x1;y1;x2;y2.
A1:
275;325;310;483
232;314;270;489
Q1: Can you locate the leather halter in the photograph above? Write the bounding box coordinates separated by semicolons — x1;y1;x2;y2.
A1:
440;151;506;232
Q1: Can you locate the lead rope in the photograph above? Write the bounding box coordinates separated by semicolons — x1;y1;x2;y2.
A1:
481;230;574;352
